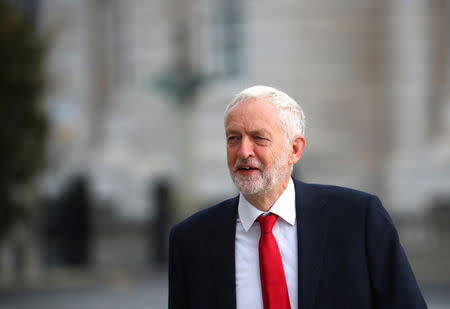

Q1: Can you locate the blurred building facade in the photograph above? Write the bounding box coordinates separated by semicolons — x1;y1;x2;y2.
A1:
39;0;450;215
27;0;450;283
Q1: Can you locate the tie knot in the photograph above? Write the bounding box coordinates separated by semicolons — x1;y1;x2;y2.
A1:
257;214;278;233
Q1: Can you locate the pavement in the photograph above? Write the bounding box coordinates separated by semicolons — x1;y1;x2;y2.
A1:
423;285;450;309
0;267;449;309
0;267;168;309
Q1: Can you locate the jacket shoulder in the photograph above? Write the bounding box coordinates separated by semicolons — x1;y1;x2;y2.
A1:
314;183;376;201
294;179;389;218
296;179;376;201
170;196;238;234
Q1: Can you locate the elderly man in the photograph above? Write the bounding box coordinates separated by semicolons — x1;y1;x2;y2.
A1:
169;86;427;309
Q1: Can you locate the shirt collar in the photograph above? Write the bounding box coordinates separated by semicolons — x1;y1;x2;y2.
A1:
238;178;296;232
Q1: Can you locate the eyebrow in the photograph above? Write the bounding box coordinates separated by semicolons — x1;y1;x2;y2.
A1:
225;129;271;137
250;129;271;137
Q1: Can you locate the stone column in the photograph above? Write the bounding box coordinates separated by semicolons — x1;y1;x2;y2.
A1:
384;0;434;213
165;0;202;222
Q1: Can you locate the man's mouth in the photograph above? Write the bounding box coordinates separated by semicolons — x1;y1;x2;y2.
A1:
238;166;258;171
235;165;260;175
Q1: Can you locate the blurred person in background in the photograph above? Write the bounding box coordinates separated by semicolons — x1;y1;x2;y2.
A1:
169;85;427;309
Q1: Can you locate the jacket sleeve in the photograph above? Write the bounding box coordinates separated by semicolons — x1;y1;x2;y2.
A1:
169;226;189;309
365;196;428;309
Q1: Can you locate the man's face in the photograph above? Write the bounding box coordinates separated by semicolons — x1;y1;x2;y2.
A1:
225;99;292;196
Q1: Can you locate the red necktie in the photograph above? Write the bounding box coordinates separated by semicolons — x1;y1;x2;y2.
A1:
257;214;291;309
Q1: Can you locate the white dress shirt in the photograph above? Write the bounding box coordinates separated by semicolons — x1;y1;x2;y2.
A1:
235;178;298;309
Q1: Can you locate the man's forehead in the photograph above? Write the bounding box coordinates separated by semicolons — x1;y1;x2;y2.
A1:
225;100;283;134
229;98;273;112
226;99;277;121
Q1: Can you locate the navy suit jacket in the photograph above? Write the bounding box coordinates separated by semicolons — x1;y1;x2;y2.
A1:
169;179;427;308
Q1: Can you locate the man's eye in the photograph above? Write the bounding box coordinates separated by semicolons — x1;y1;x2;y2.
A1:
255;137;269;144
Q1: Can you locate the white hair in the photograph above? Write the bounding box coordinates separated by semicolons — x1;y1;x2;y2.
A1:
224;85;306;141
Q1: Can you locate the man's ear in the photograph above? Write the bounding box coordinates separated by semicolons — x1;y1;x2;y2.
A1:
288;135;306;165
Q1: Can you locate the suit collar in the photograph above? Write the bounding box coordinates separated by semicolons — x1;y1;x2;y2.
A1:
238;178;296;231
294;179;328;309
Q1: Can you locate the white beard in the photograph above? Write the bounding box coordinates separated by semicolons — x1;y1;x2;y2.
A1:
231;150;291;196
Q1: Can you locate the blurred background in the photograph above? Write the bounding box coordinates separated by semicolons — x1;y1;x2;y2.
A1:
1;0;449;308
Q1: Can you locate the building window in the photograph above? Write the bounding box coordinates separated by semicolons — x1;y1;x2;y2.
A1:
205;0;243;77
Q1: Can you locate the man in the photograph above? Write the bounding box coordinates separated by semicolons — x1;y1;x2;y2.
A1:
169;86;427;308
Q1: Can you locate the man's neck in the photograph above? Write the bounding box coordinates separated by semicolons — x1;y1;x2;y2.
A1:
243;177;291;212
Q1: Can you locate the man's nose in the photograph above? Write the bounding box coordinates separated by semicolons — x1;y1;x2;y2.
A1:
237;137;254;159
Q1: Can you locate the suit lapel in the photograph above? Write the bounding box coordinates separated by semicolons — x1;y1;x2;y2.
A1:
206;196;239;309
295;180;327;309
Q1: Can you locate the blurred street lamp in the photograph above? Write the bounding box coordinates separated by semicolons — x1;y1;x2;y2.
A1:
153;20;211;221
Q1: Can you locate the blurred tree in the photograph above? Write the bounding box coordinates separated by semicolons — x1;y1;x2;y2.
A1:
0;0;47;241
